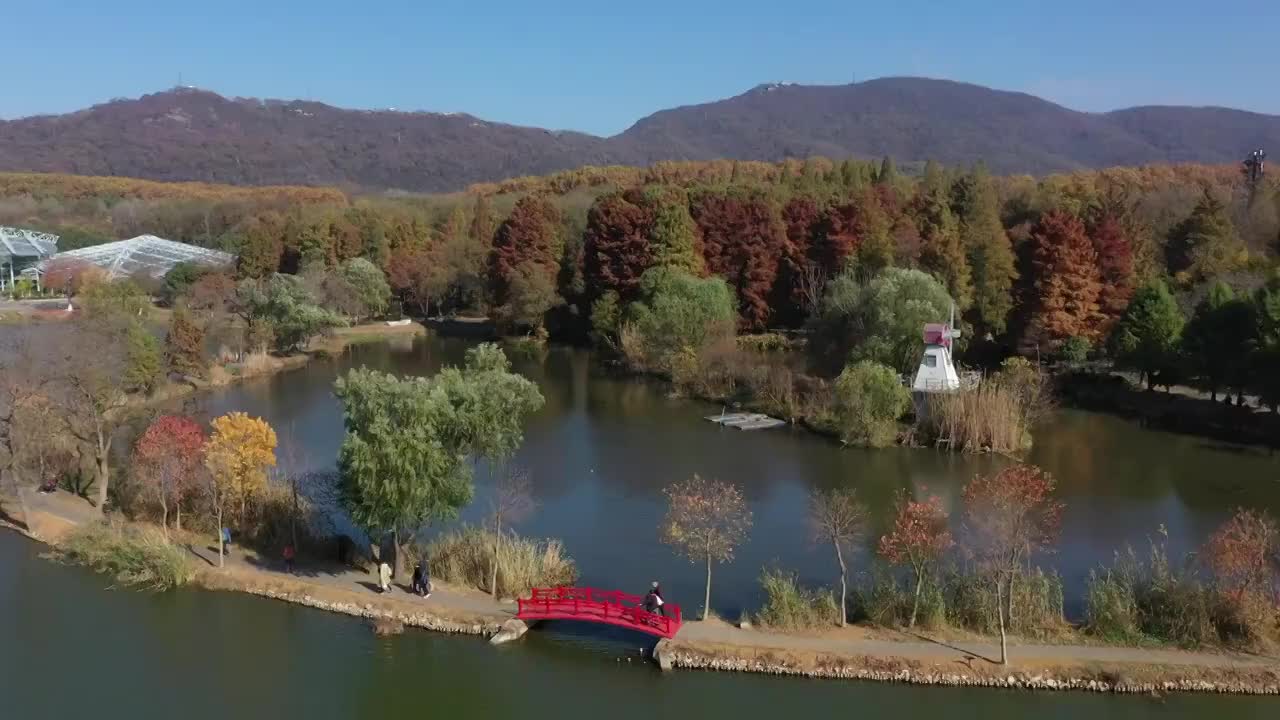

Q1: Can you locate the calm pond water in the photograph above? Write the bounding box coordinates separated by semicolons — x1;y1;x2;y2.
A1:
3;532;1274;719
180;336;1280;619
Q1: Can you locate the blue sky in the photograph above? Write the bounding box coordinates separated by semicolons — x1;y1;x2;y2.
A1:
6;0;1277;135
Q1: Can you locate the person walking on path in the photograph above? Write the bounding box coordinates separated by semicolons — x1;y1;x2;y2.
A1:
416;557;431;598
283;543;295;573
220;528;232;558
651;581;666;617
642;588;659;614
377;561;392;593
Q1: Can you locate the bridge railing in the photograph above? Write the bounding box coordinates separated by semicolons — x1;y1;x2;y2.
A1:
518;586;683;637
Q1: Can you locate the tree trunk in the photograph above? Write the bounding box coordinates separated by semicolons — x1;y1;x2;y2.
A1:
216;504;224;568
834;539;848;627
6;468;31;531
490;515;501;597
176;501;182;532
95;453;109;510
160;495;169;540
909;566;923;628
703;543;713;620
392;528;407;579
289;477;299;548
1007;572;1016;626
996;577;1008;665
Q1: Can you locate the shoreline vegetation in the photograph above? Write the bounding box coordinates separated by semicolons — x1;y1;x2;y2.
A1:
3;511;1277;696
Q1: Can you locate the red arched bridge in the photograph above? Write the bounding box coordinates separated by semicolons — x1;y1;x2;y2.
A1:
516;587;683;639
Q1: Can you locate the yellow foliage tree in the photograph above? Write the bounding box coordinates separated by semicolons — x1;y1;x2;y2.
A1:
204;412;278;529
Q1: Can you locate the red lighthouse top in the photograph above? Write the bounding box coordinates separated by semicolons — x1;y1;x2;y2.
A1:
923;323;952;348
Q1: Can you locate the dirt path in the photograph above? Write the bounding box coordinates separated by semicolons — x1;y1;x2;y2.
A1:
677;618;1276;669
184;540;510;622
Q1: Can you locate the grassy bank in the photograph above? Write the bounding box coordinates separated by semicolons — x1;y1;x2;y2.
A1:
48;522;195;590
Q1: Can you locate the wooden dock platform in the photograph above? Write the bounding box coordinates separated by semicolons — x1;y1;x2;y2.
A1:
704;412;788;431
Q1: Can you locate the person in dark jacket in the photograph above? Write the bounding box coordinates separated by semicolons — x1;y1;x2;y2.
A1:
416;557;431;598
642;589;659;614
651;581;666;617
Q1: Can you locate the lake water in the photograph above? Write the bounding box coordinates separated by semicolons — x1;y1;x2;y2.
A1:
178;336;1280;621
2;532;1273;719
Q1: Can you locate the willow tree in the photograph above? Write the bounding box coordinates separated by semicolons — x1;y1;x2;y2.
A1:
334;344;543;575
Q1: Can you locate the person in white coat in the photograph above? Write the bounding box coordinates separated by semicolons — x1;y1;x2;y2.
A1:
378;561;392;593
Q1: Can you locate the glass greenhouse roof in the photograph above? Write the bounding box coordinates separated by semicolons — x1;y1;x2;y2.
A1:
0;226;59;262
50;235;234;279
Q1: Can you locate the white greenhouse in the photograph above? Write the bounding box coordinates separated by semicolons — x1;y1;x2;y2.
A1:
46;235;234;280
1;226;59;291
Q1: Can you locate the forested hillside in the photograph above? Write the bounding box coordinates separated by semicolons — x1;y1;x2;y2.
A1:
3;79;1280;191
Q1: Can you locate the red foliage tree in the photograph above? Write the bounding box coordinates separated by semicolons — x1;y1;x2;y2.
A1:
771;195;825;326
689;188;785;330
878;491;954;628
1089;214;1136;332
961;464;1063;664
814;199;864;276
582;190;654;302
1025;210;1105;350
42;257;102;296
133;415;207;537
490;195;562;305
1203;508;1279;603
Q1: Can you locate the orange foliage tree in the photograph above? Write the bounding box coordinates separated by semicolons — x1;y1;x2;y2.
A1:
1025;210;1105;351
1203;508;1279;604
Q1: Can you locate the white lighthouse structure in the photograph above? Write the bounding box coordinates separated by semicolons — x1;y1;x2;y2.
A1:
911;310;962;393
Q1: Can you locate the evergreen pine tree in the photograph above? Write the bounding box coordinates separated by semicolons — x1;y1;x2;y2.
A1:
643;185;703;274
1111;279;1184;390
1166;189;1247;281
875;156;896;186
956;168;1017;335
469;194;495;248
914;187;972;310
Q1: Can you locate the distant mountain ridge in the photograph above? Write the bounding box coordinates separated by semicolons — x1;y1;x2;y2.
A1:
2;78;1278;192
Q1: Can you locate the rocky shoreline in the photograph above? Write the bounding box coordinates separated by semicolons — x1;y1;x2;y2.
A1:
217;582;503;638
662;642;1280;696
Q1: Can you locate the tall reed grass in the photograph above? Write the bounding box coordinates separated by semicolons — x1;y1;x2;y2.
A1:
426;525;577;598
755;567;839;630
52;522;195;590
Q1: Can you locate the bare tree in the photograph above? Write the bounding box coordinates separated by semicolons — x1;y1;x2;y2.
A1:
56;323;130;510
0;335;39;527
661;474;753;620
809;487;868;627
797;262;828;316
488;467;536;596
